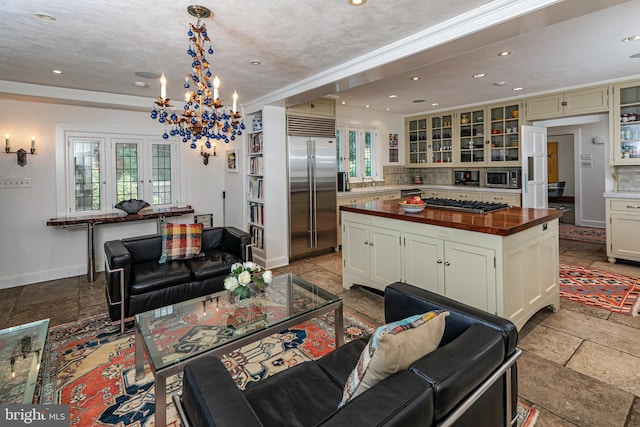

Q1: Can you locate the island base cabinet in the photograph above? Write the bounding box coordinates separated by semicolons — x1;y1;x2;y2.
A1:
342;220;402;288
341;211;560;330
444;242;496;313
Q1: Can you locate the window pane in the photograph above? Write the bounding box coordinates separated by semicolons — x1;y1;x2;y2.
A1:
364;131;375;177
73;141;101;211
115;143;138;202
152;144;172;205
348;130;358;178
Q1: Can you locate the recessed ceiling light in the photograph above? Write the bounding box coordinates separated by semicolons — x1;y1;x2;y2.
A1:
431;102;439;106
52;70;63;74
135;71;161;79
341;100;347;105
349;0;366;5
134;81;148;88
411;76;420;81
497;51;511;56
513;87;524;91
622;35;640;42
412;99;426;103
386;108;391;111
365;105;371;108
630;53;640;59
389;94;397;98
35;12;56;21
473;73;486;78
494;81;506;86
249;60;261;65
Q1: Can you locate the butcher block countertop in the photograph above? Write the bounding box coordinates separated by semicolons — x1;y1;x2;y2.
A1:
339;199;562;236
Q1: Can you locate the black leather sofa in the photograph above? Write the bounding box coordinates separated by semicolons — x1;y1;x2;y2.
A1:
104;226;251;332
176;282;520;427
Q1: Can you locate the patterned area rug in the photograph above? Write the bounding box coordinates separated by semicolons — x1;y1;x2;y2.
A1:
559;264;640;316
558;223;606;244
36;312;538;426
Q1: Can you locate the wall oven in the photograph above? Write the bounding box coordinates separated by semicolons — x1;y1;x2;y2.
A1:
485;170;521;188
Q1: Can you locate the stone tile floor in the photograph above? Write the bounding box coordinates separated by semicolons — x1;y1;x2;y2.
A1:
1;239;638;425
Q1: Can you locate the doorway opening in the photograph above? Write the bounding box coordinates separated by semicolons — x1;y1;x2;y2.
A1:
547;133;575;224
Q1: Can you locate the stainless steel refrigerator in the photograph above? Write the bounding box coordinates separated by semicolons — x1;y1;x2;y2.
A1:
289;136;337;258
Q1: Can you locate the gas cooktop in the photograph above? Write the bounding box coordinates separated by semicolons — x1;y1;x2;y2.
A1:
422;198;510;214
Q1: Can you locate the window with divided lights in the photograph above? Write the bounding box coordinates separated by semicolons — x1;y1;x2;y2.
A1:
337;127;377;179
66;132;178;215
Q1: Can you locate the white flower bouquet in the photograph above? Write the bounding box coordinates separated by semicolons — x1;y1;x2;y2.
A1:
224;262;273;300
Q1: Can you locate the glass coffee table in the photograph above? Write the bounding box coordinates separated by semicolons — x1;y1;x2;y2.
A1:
135;273;343;427
0;318;49;404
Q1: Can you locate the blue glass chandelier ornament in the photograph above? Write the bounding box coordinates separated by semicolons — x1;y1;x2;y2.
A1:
151;5;244;150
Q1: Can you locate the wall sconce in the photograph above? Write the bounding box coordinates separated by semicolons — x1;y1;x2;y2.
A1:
200;141;217;165
5;134;36;167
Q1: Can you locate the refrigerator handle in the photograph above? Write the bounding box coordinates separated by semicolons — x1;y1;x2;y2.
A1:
311;140;318;249
307;141;314;249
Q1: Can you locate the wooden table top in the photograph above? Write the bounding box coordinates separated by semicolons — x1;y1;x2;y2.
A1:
47;206;195;226
339;200;562;236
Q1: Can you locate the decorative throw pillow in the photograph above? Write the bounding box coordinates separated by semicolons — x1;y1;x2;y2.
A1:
159;222;203;263
339;310;449;407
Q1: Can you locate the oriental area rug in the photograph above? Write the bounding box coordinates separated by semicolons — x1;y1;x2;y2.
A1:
558;223;606;244
559;264;640;316
35;313;538;426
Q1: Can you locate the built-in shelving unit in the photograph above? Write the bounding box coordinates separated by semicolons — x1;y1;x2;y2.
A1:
247;113;265;259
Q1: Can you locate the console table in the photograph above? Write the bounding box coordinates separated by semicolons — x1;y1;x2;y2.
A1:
46;206;194;282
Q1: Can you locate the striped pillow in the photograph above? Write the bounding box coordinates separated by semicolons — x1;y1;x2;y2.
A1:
159;222;203;263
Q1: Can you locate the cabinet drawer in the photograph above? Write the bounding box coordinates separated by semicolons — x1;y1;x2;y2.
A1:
338;195;368;205
448;191;481;201
422;189;449;199
481;192;521;206
610;199;640;213
368;191;400;202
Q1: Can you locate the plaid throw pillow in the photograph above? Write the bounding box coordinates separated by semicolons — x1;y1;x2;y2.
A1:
339;310;449;407
159;222;203;263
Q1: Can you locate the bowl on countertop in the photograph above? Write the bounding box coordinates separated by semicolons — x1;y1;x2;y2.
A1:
399;202;426;213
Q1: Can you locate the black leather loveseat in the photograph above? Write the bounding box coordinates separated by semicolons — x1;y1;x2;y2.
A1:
104;226;251;332
176;282;520;427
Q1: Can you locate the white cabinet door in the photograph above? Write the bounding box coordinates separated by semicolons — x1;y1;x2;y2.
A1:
610;213;640;262
370;227;402;285
343;221;370;277
403;232;445;294
443;242;496;313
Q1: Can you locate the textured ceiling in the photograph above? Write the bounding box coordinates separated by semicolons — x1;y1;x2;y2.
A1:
0;0;639;115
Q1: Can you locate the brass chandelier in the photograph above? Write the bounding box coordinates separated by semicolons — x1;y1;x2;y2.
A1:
151;5;244;150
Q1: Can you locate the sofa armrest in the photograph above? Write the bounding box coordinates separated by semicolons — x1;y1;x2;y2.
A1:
384;282;517;356
181;355;262;427
223;227;252;261
410;324;506;422
104;240;131;308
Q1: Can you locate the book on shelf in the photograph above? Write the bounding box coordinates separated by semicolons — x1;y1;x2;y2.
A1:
248;202;264;226
250;225;264;250
249;132;263;154
249;156;264;175
248;177;264;200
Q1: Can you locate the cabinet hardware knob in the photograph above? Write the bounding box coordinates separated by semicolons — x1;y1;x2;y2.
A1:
627;205;640;209
437;259;443;264
369;242;374;246
364;241;369;245
444;261;451;266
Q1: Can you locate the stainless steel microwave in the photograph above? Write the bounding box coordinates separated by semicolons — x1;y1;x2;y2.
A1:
485;170;520;188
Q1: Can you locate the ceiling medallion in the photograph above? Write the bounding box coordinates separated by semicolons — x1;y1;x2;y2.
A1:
150;5;244;150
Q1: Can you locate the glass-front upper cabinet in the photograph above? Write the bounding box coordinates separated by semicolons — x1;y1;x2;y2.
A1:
457;108;486;164
429;113;454;166
406;116;428;166
613;80;640;164
488;103;520;165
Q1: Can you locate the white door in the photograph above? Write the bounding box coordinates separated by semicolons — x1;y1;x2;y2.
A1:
521;125;548;208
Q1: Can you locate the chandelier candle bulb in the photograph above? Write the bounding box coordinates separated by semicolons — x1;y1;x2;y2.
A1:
232;90;238;113
160;73;167;100
5;134;8;151
31;137;35;150
213;76;220;100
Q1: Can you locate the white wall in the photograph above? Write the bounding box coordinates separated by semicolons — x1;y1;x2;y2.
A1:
0;99;229;289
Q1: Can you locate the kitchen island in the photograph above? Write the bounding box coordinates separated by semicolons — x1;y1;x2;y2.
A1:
340;200;563;330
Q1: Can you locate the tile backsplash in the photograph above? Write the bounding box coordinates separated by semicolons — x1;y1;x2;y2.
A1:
382;166;452;186
615;166;640;192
